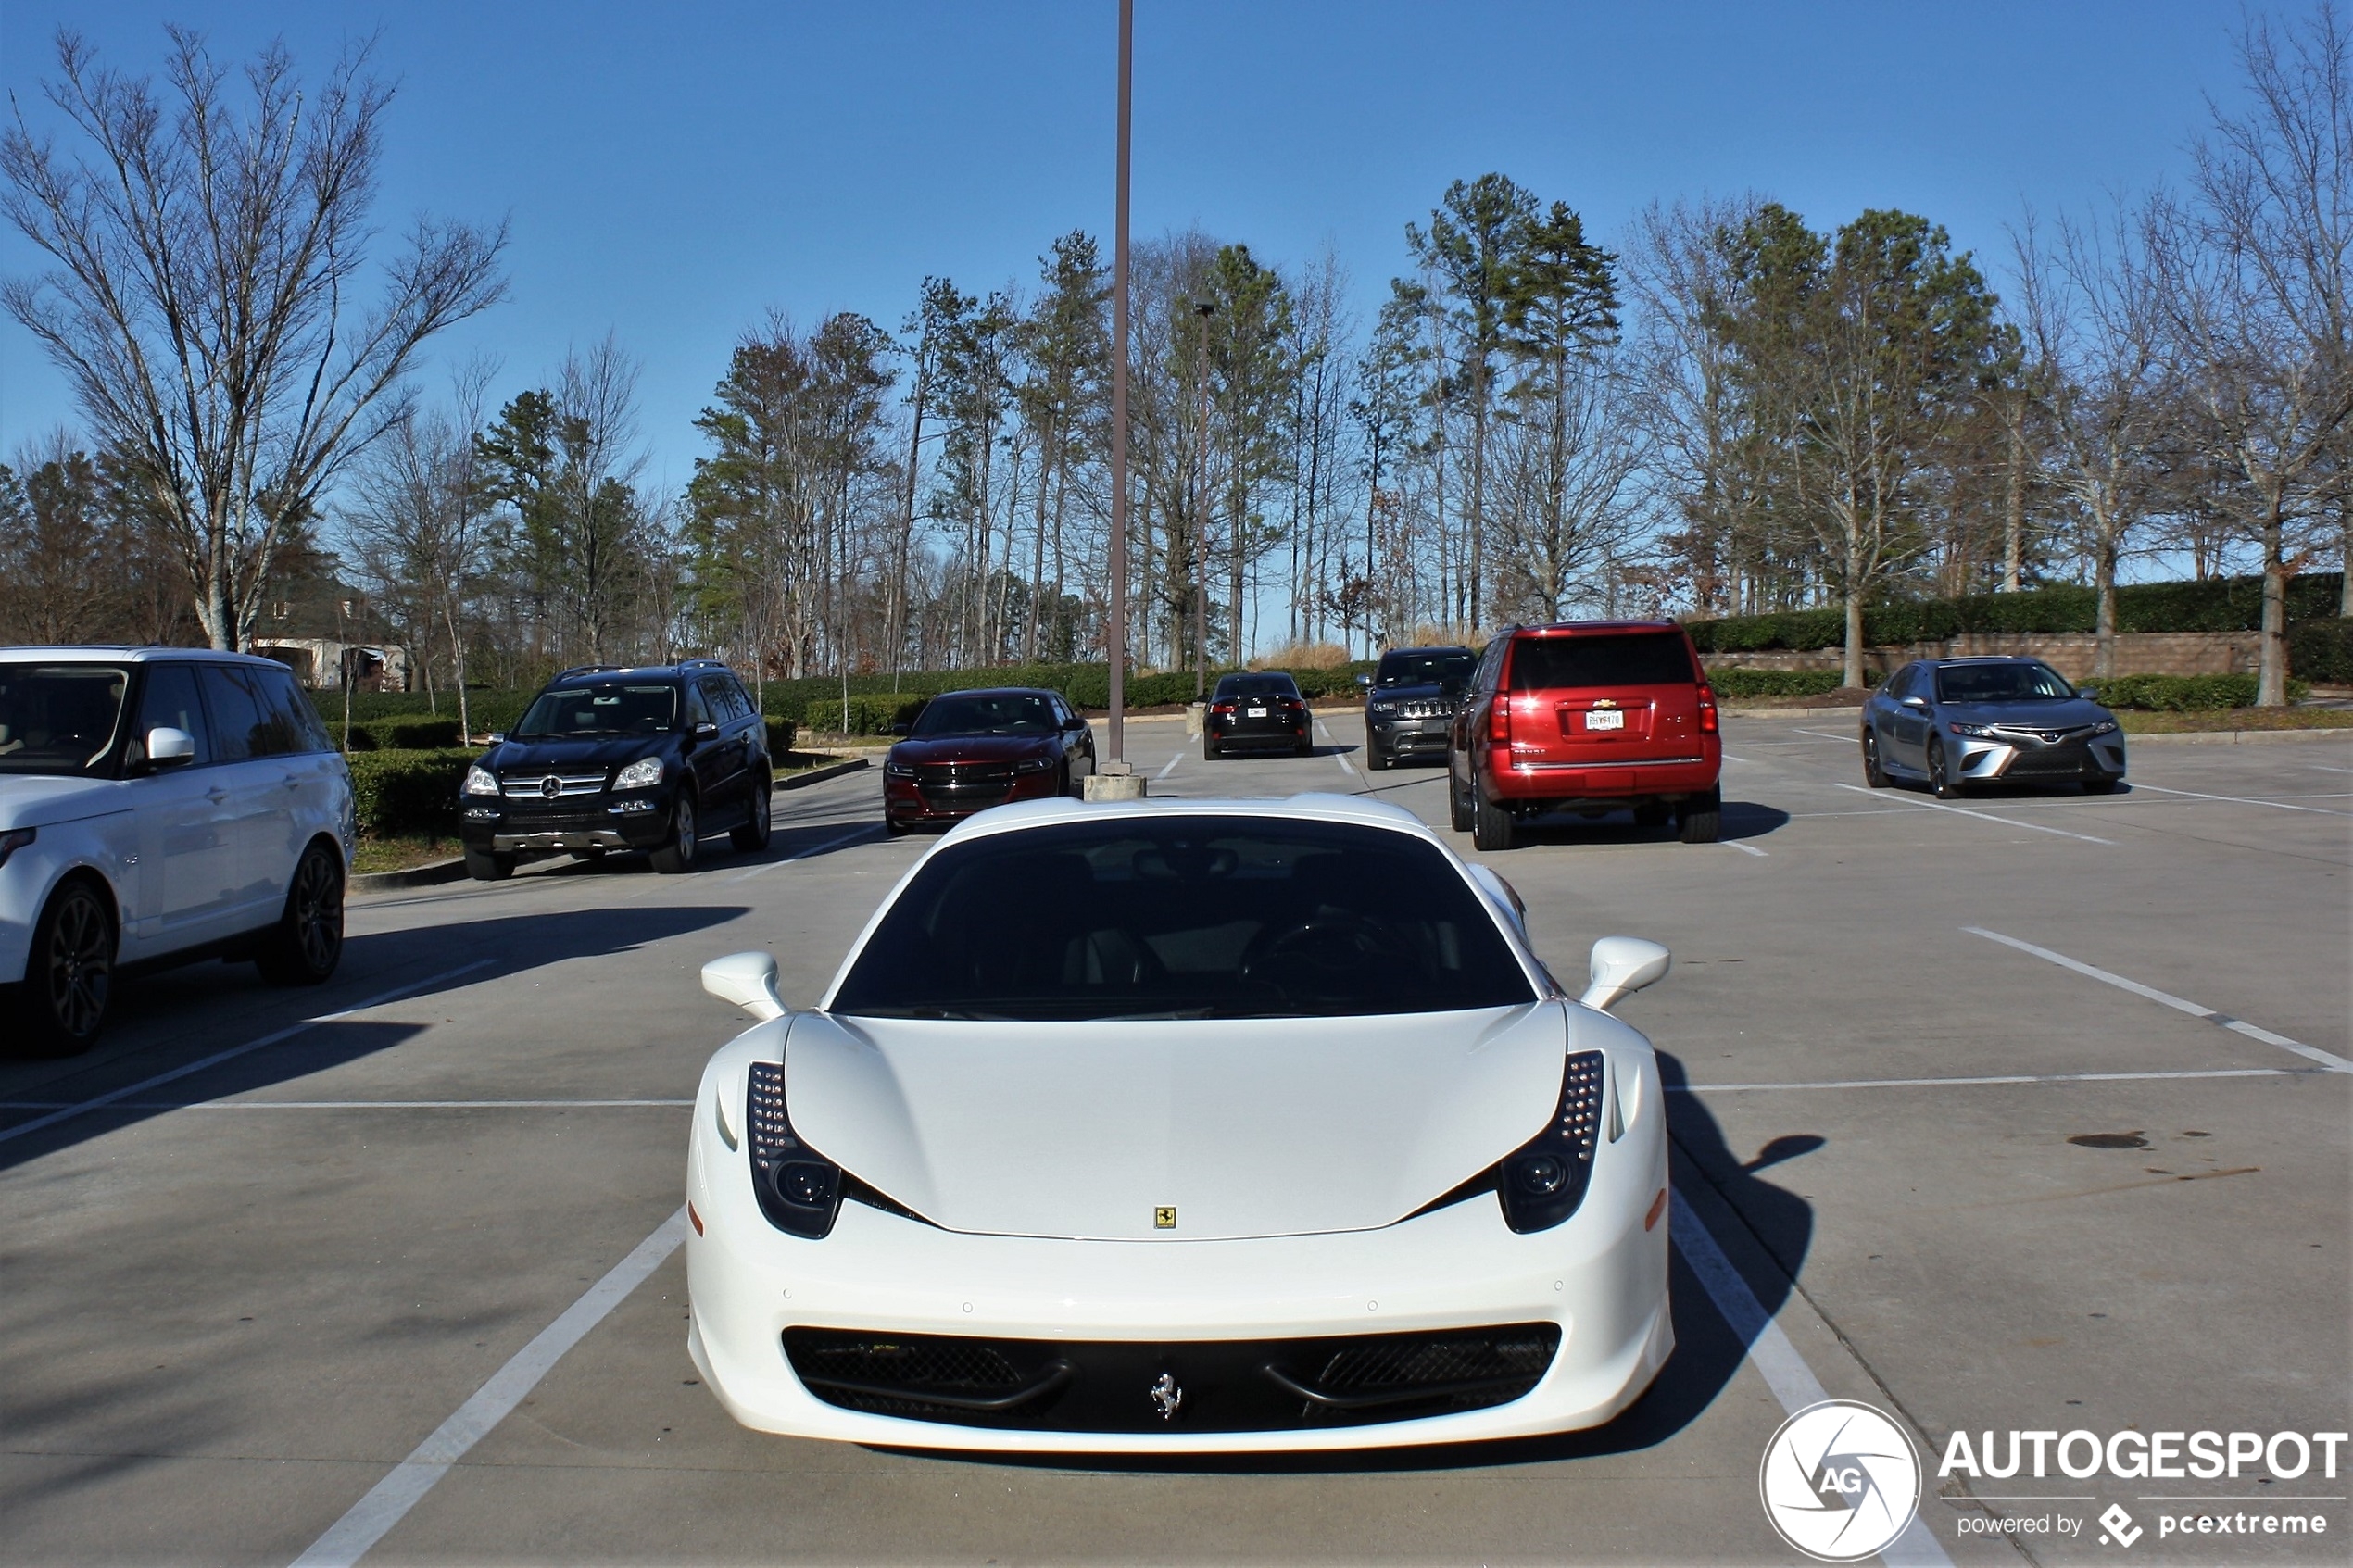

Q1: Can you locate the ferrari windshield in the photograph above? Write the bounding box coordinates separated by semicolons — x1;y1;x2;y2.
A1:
1934;662;2075;703
0;663;130;776
513;682;680;736
831;816;1537;1021
911;691;1058;736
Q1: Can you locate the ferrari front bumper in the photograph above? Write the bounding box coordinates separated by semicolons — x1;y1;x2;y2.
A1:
685;1101;1672;1452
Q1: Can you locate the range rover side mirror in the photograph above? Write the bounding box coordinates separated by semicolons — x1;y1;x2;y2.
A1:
146;726;195;768
1579;936;1671;1013
702;950;786;1021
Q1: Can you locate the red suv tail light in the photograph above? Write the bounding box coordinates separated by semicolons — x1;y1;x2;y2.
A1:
1697;685;1718;734
1491;696;1513;745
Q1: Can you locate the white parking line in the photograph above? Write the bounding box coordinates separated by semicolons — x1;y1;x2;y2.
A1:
1793;729;1857;743
0;960;498;1147
2128;782;2352;816
1723;840;1768;858
1719;753;1751;763
1965;926;2353;1074
291;1207;689;1568
1670;1190;1952;1566
1314;719;1358;779
729;822;883;882
1157;751;1183;780
0;1098;693;1110
1831;782;2115;845
1671;1067;2295;1093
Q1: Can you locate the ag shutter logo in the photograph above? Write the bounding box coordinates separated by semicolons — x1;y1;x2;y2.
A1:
1759;1399;1924;1562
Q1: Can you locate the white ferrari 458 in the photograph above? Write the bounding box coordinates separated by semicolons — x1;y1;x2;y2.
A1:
684;794;1675;1452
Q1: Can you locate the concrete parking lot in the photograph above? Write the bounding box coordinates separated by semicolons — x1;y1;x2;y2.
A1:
4;710;2347;1566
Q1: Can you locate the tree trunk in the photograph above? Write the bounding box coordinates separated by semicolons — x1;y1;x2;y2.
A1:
1843;574;1866;692
2092;505;2119;680
2259;505;2289;707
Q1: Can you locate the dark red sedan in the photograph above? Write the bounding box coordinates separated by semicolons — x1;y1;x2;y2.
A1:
882;687;1096;834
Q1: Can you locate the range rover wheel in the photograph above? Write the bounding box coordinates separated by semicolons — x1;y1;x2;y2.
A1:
732;775;773;852
1470;772;1518;852
1678;787;1722;844
14;877;114;1056
1861;726;1889;787
464;847;515;881
257;842;345;985
651;792;699;874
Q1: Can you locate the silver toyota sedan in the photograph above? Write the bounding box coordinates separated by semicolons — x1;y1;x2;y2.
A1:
1860;657;2126;797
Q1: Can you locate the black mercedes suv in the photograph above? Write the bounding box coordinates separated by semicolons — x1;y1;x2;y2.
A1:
1361;646;1478;770
459;659;771;879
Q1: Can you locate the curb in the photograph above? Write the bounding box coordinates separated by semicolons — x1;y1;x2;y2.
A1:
351;857;468;893
1722;704;1865;720
777;757;870;789
2124;726;2353;746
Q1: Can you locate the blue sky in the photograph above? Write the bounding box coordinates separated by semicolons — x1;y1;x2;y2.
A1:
1;2;2254;494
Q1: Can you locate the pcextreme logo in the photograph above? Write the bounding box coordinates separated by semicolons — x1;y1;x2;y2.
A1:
1758;1399;1923;1562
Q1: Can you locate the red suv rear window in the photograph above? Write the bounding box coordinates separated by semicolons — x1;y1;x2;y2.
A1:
1508;632;1697;691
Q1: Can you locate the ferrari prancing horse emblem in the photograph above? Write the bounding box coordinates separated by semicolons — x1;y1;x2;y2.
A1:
1150;1372;1184;1419
1152;1206;1176;1229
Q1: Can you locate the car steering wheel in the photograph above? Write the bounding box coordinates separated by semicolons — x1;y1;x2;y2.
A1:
1241;911;1407;987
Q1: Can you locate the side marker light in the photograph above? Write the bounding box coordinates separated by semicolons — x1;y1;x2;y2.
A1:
1644;1188;1667;1232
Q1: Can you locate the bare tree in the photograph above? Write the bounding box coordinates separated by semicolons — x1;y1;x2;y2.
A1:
2014;200;2171;676
2149;6;2353;703
0;28;506;651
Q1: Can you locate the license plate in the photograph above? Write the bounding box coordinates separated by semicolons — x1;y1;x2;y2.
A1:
1586;709;1625;731
1247;707;1267;718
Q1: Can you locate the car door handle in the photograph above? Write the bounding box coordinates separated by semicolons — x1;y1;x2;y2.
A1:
205;787;230;803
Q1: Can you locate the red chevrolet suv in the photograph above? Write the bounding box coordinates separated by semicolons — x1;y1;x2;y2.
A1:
1444;621;1721;850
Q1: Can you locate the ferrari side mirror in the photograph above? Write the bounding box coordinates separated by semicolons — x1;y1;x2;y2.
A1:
1579;936;1671;1012
703;950;786;1021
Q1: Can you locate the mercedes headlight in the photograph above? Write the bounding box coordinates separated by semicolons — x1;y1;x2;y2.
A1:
463;765;499;797
1947;721;1998;738
613;757;663;790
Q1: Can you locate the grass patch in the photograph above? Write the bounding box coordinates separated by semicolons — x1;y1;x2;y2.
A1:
2119;708;2353;734
351;835;459;875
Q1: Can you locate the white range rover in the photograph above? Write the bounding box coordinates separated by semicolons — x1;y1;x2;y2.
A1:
1;648;356;1054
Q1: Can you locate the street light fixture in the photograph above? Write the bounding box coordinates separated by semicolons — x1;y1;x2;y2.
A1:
1106;0;1133;771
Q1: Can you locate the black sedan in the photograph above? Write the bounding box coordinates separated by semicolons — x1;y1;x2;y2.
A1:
1861;657;2127;797
1203;672;1311;759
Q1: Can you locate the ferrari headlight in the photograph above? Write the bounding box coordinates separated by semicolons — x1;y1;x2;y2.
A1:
1497;1051;1607;1234
1947;721;1998;738
462;765;499;797
1013;755;1055;773
613;757;663;790
747;1060;841;1239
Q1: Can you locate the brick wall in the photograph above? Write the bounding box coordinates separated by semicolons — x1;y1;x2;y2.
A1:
1704;631;2260;681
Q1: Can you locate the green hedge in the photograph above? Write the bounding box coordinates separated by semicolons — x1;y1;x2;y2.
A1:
764;718;798;755
802;694;929;735
330;717;466;751
1687;573;2347;652
2087;673;2312;710
2290;618;2353;684
345;747;474;837
1704;667;1866;698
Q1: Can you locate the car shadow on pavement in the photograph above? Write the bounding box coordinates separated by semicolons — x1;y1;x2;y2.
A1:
878;1048;1819;1478
0;903;746;1173
497;818;881;882
1511;801;1792;848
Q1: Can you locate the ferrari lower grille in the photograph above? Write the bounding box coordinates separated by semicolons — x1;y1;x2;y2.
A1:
781;1323;1561;1432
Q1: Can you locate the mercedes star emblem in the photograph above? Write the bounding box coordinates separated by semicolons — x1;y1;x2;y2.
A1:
540;775;563;798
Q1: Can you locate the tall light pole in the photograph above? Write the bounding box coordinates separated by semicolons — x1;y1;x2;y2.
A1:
1104;0;1133;769
1191;297;1214;697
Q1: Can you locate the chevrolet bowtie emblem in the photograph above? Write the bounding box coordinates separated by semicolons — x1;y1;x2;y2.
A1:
1592;698;1617;708
1152;1206;1176;1229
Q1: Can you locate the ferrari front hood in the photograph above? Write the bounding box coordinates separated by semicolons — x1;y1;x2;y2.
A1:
781;1003;1568;1240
